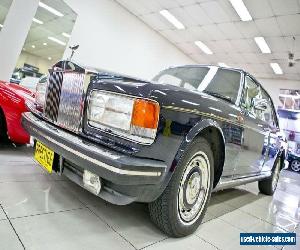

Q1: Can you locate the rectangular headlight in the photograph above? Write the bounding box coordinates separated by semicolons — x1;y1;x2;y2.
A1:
87;91;160;144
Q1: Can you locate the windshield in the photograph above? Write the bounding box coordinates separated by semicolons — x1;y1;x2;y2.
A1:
152;66;242;103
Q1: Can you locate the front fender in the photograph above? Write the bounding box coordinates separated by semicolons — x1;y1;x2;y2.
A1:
171;118;225;172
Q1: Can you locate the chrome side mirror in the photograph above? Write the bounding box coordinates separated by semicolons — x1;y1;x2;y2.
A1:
253;98;268;111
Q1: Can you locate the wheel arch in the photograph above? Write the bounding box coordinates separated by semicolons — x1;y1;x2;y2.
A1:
174;119;226;188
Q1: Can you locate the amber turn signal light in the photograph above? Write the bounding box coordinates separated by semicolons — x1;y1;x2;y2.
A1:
131;99;160;129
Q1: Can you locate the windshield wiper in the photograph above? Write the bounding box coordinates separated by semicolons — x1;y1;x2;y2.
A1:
203;90;233;103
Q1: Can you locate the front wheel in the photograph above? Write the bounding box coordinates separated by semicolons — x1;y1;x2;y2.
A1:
149;137;214;237
258;157;281;195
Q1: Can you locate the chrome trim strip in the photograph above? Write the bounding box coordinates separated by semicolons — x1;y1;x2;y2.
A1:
43;134;161;177
214;171;272;191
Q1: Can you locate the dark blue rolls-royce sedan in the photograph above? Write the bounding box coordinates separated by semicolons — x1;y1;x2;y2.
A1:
22;61;286;237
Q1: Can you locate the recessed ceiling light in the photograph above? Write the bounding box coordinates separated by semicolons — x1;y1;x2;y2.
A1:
31;45;35;48
39;2;64;17
218;62;229;67
62;32;71;38
254;37;271;54
159;9;185;30
43;42;47;46
48;57;52;60
229;0;252;21
0;24;3;28
48;36;66;46
195;41;213;55
270;63;283;75
33;17;43;24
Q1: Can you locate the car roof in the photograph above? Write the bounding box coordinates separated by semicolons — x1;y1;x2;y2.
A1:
167;64;246;73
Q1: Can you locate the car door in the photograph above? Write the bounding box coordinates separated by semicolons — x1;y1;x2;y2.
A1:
234;75;267;176
259;89;281;172
200;67;244;178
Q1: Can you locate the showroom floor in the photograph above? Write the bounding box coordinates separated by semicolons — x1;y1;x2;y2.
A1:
0;143;299;250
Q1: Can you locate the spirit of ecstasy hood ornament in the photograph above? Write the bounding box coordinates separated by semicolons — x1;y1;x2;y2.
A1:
68;45;79;61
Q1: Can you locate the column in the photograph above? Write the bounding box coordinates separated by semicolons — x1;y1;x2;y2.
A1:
0;0;39;81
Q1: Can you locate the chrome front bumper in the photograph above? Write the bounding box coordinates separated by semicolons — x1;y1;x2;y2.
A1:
22;112;166;186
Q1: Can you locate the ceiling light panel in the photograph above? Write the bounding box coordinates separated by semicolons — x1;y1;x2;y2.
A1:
229;0;252;21
48;36;66;46
159;9;185;30
254;37;271;53
39;2;64;17
270;63;283;74
195;41;213;54
62;32;71;38
33;18;43;24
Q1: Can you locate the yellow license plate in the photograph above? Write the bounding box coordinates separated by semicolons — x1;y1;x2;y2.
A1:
34;141;54;173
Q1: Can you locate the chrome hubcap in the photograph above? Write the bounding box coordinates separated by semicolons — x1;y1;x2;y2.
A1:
185;172;201;205
178;152;210;224
291;160;300;172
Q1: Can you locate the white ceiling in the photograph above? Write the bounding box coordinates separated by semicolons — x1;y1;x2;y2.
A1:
116;0;300;81
0;0;76;63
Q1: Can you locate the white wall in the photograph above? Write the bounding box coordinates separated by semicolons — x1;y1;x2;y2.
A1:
63;0;194;80
258;78;300;108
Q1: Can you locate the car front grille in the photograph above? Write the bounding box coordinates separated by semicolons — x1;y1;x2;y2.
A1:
44;71;86;133
45;71;64;121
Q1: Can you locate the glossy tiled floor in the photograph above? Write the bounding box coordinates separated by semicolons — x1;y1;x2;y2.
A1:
0;143;299;250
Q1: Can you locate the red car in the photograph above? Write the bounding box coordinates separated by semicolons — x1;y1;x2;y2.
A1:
0;80;35;145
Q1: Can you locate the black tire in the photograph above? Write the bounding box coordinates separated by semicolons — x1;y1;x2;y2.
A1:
0;109;9;143
149;137;214;237
258;157;281;195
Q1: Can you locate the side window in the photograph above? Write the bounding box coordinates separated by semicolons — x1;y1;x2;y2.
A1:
242;76;278;128
205;69;241;103
260;90;277;128
242;76;262;116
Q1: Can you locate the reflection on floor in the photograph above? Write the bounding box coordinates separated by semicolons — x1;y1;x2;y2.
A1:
0;143;299;250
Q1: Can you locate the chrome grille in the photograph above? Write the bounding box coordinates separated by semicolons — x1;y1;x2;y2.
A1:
44;71;63;121
43;71;86;133
57;72;85;132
